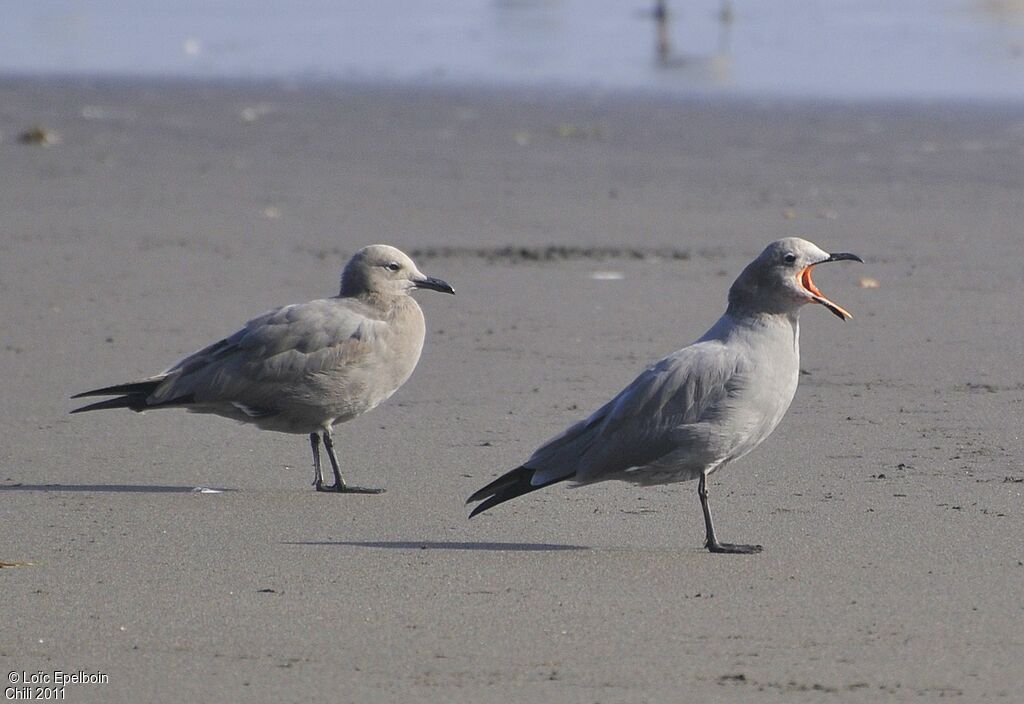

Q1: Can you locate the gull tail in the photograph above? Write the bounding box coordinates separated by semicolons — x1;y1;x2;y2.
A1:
70;379;167;414
466;465;570;518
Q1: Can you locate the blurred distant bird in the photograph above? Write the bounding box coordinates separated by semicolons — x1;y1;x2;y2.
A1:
72;244;454;493
468;238;861;553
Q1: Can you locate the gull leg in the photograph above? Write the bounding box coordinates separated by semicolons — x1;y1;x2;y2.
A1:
317;427;384;494
310;432;325;490
699;471;761;554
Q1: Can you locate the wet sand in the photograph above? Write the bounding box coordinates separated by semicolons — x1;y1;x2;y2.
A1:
1;77;1022;702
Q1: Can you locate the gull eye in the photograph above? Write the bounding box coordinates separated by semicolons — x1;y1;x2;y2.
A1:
385;261;401;272
783;253;797;264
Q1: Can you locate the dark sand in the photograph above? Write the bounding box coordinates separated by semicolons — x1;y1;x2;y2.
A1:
1;78;1022;702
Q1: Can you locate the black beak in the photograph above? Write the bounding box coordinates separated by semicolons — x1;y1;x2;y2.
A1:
414;275;455;295
824;252;863;264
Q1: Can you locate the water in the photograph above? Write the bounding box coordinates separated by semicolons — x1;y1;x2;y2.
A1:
2;0;1023;101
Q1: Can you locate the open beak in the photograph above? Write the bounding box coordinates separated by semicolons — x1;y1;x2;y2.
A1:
798;252;862;321
414;275;455;295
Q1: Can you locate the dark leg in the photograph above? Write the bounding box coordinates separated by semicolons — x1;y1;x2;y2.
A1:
699;471;761;554
316;427;384;494
310;432;325;489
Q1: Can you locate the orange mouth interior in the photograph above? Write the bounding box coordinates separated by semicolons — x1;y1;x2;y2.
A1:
800;265;823;297
799;265;852;320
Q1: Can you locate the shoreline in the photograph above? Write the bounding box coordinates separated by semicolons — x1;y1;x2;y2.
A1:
5;72;1024;113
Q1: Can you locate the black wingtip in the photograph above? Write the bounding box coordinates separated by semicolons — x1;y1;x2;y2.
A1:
468;498;499;519
70;378;181;414
71;379;163;400
71;379;183;414
70;396;137;414
466;465;568;518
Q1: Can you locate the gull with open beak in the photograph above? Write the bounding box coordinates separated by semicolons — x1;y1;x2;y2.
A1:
468;237;862;553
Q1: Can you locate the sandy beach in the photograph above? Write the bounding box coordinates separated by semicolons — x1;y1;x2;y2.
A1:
1;77;1022;702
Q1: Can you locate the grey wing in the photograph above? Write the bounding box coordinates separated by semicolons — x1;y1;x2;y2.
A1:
528;341;749;485
150;299;384;411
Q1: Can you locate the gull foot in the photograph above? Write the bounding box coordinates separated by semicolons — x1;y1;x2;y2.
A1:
316;483;384;494
707;541;762;554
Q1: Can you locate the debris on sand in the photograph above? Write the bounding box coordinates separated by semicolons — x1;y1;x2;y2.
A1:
18;126;61;147
408;245;692;263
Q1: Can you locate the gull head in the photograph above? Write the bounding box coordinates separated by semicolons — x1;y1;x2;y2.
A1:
729;237;862;320
340;244;455;298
